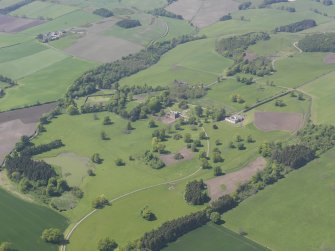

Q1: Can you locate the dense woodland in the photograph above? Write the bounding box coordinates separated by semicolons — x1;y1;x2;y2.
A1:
274;19;317;32
299;33;335;52
68;35;204;98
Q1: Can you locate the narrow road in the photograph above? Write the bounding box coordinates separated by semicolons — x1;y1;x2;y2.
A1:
61;128;210;251
293;41;302;53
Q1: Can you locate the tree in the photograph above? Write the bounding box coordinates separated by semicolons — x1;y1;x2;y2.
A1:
92;153;102;164
140;206;156;221
184;133;192;143
41;228;64;244
210;212;221;224
236;135;243;142
201;158;211;169
103;116;112;125
215;139;221;145
92;195;109;209
67;105;79;115
194;105;203;117
174;153;184;160
126;122;133;131
199;131;207;140
238;143;246;150
213;152;223;163
98;238;118;251
148;119;156;128
184;180;209;205
247;135;254;143
115;158;125;166
213;166;223;176
101;131;109;140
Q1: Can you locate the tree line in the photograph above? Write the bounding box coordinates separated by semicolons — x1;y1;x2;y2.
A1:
274;19;317;33
148;8;183;19
0;0;32;14
67;34;204;98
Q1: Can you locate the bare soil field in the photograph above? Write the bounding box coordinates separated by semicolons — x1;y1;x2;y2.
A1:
0;14;44;33
205;157;267;201
65;18;143;63
324;53;335;64
160;148;194;166
254;111;304;132
166;0;239;28
0;102;57;164
158;115;178;124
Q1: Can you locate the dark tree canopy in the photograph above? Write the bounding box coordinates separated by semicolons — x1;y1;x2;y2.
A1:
116;19;141;29
274;19;317;33
299;33;335;52
93;8;114;17
184;180;209;205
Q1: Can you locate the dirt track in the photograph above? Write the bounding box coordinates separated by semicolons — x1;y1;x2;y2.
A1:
205;157;267;200
254;111;304;132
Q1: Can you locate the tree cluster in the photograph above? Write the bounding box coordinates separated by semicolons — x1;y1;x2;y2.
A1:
169;81;207;100
184;180;209;205
93;8;114;17
219;13;232;21
274;19;317;33
148;8;182;19
272;145;315;169
98;238;118;251
92;195;109;209
143;151;165;169
0;75;16;86
238;1;252;10
116;19;141;29
41;228;64;244
140;206;156;221
258;0;287;8
277;6;296;12
298;33;335;52
20;140;63;156
227;56;273;77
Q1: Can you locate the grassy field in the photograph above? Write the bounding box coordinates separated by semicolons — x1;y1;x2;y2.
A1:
223;148;335;251
0;0;21;8
0;57;96;111
300;70;335;124
164;223;270;251
0;188;67;251
120;38;233;86
11;1;78;19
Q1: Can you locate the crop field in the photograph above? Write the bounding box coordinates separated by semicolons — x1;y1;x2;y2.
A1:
223;148;335;251
120;38;233;86
0;188;68;251
0;57;96;111
11;1;78;20
166;0;239;28
0;14;45;33
164;223;270;251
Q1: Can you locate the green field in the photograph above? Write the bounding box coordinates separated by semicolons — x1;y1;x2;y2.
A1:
164;223;270;251
0;57;96;111
300;71;335;124
11;1;78;19
120;38;233;87
0;188;67;251
224;148;335;251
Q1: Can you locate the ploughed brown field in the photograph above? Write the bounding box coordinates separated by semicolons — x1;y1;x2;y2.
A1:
254;111;304;132
0;102;57;164
0;14;44;33
205;157;267;201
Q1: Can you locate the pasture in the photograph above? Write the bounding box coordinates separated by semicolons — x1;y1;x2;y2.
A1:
163;223;270;251
223;148;335;251
0;188;67;251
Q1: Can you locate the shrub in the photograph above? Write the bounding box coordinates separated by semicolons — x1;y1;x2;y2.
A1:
115;158;125;166
174;153;184;160
92;195;109;209
0;242;17;251
98;238;118;251
41;228;64;244
140;206;156;221
92;153;102;164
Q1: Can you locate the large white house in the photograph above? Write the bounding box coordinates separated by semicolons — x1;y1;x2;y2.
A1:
225;114;244;124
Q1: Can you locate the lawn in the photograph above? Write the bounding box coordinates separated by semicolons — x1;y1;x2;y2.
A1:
0;188;67;251
120;38;233;87
223;147;335;251
163;223;270;251
0;57;96;111
300;70;335;124
11;1;78;19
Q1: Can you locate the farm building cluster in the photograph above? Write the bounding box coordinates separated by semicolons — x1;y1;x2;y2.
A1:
36;31;65;43
225;114;244;124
